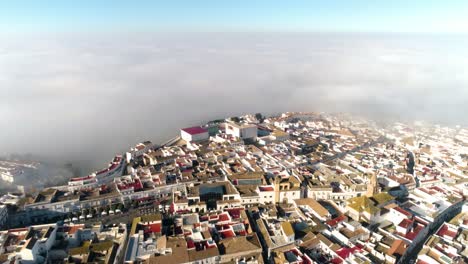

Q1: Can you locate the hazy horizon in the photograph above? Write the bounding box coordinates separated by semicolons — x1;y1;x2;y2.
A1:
1;32;468;172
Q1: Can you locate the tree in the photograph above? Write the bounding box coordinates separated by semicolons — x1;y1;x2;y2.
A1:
255;113;264;122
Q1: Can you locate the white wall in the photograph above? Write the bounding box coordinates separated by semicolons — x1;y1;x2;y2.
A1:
241;126;257;139
225;124;257;140
259;190;275;204
181;130;209;142
279;190;300;203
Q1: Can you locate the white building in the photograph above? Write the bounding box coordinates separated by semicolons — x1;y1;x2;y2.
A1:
131;141;153;158
68;175;98;192
225;122;258;140
19;225;57;264
258;186;276;204
180;126;209;142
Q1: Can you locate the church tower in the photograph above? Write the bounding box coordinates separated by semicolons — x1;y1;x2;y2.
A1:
366;172;379;197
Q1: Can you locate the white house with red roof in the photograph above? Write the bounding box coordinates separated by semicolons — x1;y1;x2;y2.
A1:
258;185;275;204
385;205;413;226
436;223;458;241
181;126;209;142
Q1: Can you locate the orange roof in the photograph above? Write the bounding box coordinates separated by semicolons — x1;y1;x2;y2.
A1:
387;239;408;256
63;224;85;235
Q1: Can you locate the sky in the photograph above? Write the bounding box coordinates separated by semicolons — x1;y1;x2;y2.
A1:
0;2;467;174
1;1;468;33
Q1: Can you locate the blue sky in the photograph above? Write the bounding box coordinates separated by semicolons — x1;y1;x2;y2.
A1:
1;1;468;33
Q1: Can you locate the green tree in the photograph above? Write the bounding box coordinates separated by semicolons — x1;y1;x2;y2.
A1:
255;113;264;122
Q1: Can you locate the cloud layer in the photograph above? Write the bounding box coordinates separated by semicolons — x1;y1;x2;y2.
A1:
1;33;467;171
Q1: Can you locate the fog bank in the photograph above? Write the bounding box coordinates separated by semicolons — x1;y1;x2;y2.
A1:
1;32;467;172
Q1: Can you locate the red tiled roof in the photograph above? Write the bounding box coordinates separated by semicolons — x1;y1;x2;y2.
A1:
186;239;195;249
259;186;274;192
399;219;413;229
218;213;231;222
430;186;446;193
405;224;424;240
118;178;143;191
226;208;243;219
393;206;412;217
209;215;218;220
182;126;208;135
437;224;457;239
143;223;161;234
331;257;343;264
97;168;109;175
64;224;85;235
336;246;361;259
108;163;119;170
219;229;236;239
326;215;347;227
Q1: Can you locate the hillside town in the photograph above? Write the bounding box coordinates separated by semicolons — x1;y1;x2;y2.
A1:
0;112;466;264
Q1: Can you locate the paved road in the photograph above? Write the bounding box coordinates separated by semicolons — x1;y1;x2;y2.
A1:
69;203;166;226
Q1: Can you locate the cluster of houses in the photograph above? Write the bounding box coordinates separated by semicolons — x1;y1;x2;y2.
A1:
0;112;466;263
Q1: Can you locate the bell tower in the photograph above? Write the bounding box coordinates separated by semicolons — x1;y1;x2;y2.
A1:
366;172;379;197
